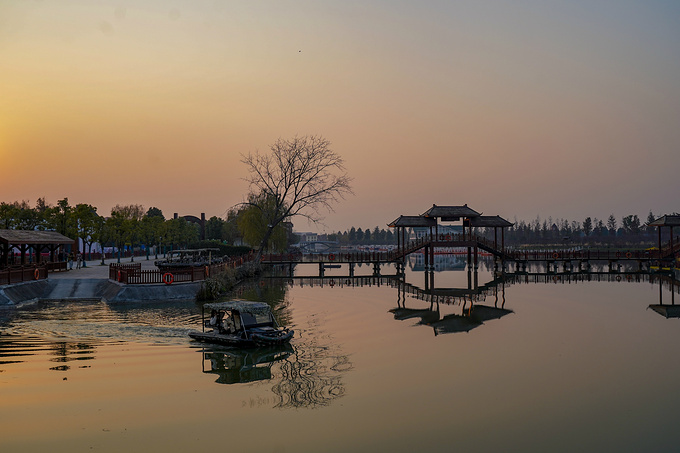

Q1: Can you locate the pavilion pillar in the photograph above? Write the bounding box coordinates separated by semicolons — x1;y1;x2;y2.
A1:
19;244;28;265
672;227;675;268
430;244;434;271
424;244;429;271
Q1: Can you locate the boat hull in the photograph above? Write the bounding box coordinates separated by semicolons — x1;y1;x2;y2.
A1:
251;329;295;346
189;330;255;347
188;329;294;347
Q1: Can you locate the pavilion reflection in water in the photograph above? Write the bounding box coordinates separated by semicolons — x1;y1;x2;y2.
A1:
391;272;513;336
648;273;680;318
390;267;680;330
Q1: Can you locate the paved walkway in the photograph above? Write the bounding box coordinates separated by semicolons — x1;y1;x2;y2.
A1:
49;255;164;280
1;255;201;305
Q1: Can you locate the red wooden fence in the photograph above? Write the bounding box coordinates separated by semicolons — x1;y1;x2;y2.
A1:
108;255;253;285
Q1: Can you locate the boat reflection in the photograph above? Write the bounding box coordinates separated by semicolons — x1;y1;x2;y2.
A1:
200;344;294;384
203;280;353;409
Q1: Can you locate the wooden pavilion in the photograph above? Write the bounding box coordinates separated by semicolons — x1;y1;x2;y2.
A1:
0;229;74;267
387;215;437;250
647;215;680;264
470;215;514;253
421;204;481;238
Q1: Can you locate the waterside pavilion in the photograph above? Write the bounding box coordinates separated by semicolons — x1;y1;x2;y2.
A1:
0;229;74;267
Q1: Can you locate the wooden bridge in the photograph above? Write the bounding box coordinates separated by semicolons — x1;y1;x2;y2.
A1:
262;207;679;273
262;231;677;269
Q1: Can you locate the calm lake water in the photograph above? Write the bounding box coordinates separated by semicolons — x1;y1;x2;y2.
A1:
1;258;680;453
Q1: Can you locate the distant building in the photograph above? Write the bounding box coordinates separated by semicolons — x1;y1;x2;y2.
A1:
411;225;462;240
296;232;318;243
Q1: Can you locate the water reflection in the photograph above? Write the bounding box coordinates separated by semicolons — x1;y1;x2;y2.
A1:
408;253;467;272
648;273;680;318
48;341;96;371
272;332;352;409
197;325;352;409
0;334;97;372
391;278;513;336
210;278;353;408
200;344;294;384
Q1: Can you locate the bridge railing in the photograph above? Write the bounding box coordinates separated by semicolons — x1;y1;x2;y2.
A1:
263;251;393;263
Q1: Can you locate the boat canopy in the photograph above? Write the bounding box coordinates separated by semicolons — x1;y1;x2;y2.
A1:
204;300;272;316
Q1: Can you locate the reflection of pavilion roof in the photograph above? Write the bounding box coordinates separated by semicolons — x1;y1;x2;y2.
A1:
648;304;680;319
389;307;440;324
421;204;481;221
469;216;513;228
647;215;680;227
469;305;513;322
423;314;482;334
387;215;437;228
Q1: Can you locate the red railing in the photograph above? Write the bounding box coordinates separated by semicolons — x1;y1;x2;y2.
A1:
108;254;254;285
0;265;48;285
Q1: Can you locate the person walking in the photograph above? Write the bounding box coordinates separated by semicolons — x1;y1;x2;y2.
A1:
76;252;82;269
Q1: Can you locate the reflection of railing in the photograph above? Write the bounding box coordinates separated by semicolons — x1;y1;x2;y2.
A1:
505;249;654;261
263;251;391;263
283;276;398;288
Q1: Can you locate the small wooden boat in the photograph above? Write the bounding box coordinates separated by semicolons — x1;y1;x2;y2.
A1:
189;300;294;347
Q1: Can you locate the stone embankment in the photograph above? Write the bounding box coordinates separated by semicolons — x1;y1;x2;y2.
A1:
0;257;202;306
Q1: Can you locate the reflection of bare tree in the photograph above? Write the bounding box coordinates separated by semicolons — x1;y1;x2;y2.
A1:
271;330;352;409
49;342;96;371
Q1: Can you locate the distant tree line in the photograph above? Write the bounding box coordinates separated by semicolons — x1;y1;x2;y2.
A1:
325;227;397;245
494;212;676;247
319;211;677;248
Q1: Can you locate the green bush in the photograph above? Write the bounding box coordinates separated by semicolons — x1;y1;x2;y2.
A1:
195;262;262;301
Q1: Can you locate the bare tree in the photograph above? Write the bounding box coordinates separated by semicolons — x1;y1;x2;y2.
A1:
241;135;353;260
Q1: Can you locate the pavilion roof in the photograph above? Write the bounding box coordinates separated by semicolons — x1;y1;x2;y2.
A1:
421;204;481;221
388;216;437;228
0;229;74;245
469;215;513;228
647;215;680;227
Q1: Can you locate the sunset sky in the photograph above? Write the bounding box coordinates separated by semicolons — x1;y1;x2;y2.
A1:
1;1;679;233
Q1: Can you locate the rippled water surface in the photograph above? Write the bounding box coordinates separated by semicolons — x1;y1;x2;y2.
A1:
2;260;680;452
